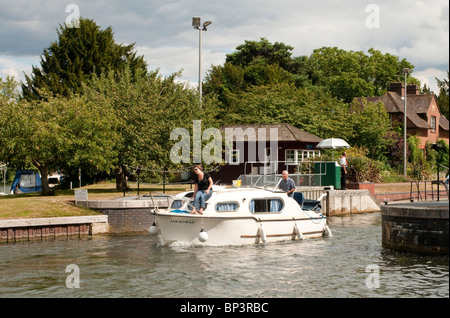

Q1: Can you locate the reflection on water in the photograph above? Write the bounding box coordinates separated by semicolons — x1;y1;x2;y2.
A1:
0;213;448;298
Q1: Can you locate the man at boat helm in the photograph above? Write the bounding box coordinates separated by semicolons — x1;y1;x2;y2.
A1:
279;170;296;197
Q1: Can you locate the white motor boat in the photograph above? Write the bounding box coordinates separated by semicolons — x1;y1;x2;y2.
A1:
150;187;332;246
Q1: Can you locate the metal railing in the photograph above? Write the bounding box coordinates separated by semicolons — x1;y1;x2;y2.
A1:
409;180;449;202
238;160;332;188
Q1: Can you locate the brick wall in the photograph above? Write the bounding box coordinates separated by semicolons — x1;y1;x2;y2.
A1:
99;208;155;233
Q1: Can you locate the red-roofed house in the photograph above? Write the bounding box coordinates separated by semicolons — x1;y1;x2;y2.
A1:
355;83;449;149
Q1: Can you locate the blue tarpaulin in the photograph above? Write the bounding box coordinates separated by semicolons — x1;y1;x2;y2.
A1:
10;169;42;194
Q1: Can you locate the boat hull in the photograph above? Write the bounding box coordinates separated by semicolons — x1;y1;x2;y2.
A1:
154;212;328;246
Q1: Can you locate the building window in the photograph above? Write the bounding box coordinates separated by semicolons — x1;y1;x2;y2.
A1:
228;149;240;165
301;150;317;160
431;116;436;131
286;149;295;163
285;149;320;163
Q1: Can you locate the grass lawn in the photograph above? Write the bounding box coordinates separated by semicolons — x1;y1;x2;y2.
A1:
0;181;191;220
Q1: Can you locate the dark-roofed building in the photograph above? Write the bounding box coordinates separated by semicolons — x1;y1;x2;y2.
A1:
209;123;323;184
354;83;449;149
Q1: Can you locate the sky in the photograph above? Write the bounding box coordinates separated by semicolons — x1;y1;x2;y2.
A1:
0;0;448;93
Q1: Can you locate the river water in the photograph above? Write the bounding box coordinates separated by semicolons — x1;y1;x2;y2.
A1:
0;212;448;298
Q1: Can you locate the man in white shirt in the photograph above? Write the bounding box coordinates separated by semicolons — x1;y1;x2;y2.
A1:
339;152;347;190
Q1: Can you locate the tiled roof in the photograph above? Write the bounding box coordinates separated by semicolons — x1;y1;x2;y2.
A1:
440;116;449;130
355;92;432;129
220;123;323;143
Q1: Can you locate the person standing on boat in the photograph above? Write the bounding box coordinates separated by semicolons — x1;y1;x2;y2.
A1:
339;152;348;190
191;165;213;214
279;170;296;197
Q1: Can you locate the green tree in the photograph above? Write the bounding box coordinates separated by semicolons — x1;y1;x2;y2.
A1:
85;67;218;189
349;98;392;161
365;48;415;95
308;47;416;102
407;136;432;180
204;38;303;123
0;82;120;194
21;18;147;100
222;82;351;139
0;76;20;103
225;37;295;71
203;62;246;121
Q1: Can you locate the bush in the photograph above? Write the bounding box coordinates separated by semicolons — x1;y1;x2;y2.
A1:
407;136;432;180
346;147;382;183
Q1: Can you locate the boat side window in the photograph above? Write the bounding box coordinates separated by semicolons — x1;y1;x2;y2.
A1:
170;199;195;212
249;199;283;213
170;200;183;209
216;202;239;212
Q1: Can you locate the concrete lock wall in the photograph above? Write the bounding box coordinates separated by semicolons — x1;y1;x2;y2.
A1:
326;190;381;216
381;202;449;254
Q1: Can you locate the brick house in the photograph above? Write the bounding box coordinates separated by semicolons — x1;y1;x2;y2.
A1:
355;83;449;149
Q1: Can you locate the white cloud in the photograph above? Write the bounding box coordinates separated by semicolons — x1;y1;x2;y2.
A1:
414;68;447;93
0;0;447;92
0;56;38;82
136;43;226;85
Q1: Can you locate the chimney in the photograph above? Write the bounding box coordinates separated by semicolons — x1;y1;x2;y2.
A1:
389;82;404;96
407;84;419;95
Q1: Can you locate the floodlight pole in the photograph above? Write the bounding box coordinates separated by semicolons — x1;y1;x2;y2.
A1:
193;17;212;108
198;26;202;106
402;68;411;177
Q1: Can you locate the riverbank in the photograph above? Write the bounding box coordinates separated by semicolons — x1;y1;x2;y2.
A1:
0;181;447;220
1;181;448;243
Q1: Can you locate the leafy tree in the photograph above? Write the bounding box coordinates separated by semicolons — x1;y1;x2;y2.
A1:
203;63;241;124
349;98;392;161
225;37;295;71
222;38;312;89
21;18;147;100
221;82;351;139
0;83;120;194
407;136;432;180
308;47;416;102
365;48;415;95
0;76;20;103
84;67;218;189
205;38;305;123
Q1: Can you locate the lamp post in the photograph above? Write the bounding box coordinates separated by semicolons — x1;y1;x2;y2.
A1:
192;17;212;107
402;68;411;177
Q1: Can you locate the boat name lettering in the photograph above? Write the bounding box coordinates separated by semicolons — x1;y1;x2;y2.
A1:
170;219;195;224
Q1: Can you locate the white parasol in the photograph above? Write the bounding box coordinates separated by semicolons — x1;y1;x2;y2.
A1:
316;138;350;161
316;138;350;149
